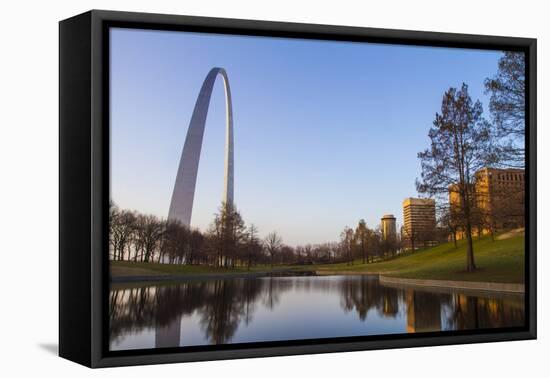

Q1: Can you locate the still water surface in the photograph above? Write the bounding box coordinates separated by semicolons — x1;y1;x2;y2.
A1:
109;275;524;351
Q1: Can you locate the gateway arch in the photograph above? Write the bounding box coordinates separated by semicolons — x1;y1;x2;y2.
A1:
157;68;233;348
168;67;234;226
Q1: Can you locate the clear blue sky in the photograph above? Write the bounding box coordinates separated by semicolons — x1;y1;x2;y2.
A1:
110;27;503;246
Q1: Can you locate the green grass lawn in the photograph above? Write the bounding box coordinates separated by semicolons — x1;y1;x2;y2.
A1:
111;234;525;284
110;260;296;277
309;234;525;283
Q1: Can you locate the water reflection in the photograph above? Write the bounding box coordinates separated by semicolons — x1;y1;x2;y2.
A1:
339;276;400;320
109;275;524;351
406;290;442;332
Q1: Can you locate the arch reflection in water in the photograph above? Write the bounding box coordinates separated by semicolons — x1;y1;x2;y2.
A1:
109;275;525;350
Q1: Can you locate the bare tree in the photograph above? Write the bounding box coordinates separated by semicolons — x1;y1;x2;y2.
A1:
355;219;369;264
207;202;246;267
340;227;355;265
109;201;121;260
401;225;420;253
295;245;304;262
437;203;460;248
264;232;283;267
417;83;500;272
279;245;295;265
485;52;526;167
367;229;382;261
159;219;188;264
188;229;205;264
109;202;137;261
244;224;262;270
134;214;164;262
303;244;313;263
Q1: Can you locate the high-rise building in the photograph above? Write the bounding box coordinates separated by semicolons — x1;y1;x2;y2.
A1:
381;214;397;242
449;167;525;239
402;197;436;250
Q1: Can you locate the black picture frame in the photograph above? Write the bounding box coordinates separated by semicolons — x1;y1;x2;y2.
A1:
59;9;537;368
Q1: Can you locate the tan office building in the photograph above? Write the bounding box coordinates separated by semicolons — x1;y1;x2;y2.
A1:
449;167;525;239
402;197;436;250
475;167;525;229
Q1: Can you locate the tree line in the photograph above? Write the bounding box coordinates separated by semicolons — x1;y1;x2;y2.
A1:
110;200;400;267
339;218;400;265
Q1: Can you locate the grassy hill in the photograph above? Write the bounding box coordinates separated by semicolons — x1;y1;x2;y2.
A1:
110;260;277;277
312;234;525;283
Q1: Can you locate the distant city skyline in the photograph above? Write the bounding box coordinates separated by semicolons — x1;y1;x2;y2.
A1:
110;27;504;246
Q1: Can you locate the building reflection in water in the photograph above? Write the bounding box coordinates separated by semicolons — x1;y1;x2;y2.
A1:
109;275;525;350
406;290;442;332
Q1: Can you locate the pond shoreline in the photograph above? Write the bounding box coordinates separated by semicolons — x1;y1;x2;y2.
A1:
378;275;524;294
111;270;524;293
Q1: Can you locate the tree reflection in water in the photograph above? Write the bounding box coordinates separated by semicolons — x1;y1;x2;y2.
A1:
110;277;293;347
443;293;525;330
338;276;400;320
109;275;525;350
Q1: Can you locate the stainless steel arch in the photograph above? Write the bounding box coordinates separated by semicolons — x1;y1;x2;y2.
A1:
168;67;234;226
